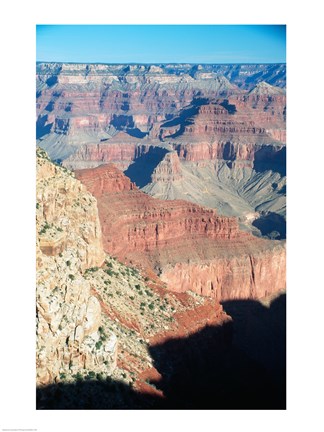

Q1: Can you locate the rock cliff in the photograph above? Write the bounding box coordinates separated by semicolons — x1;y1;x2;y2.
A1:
75;164;286;301
36;148;116;385
36;63;285;163
36;148;235;395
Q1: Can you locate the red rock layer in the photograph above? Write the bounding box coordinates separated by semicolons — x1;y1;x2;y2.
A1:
76;164;241;256
75;164;286;301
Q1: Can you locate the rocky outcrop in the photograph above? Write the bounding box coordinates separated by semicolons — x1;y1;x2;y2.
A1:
75;164;286;301
36;148;117;385
151;151;183;183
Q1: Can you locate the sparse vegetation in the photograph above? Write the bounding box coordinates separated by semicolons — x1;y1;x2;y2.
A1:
95;341;103;350
38;222;52;235
85;266;99;274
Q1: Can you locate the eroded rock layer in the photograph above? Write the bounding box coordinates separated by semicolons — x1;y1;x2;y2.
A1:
36;148;236;397
36;148;117;385
75;163;286;301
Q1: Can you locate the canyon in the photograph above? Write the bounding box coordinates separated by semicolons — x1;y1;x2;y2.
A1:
36;148;235;406
36;148;285;409
75;163;286;301
36;63;286;234
36;62;286;409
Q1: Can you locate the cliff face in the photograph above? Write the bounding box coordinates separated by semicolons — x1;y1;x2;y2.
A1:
36;63;286;236
161;243;286;300
75;164;286;301
76;164;242;255
36;148;116;385
36;148;237;393
36;63;285;164
36;149;238;400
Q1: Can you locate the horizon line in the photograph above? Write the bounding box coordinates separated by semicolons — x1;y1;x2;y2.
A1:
36;60;286;65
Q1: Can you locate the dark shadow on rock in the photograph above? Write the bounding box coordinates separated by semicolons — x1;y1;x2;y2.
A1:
126;128;148;139
149;295;286;409
37;294;286;410
36;115;53;139
160;97;209;139
111;114;135;130
37;378;163;410
124;147;169;187
221;294;286;408
45;75;58;87
219;99;237;114
254;146;286;176
252;212;286;239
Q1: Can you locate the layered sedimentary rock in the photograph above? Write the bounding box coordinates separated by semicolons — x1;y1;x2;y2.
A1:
75;164;286;301
36;63;285;161
150;151;183;183
37;63;240;159
36;62;286;238
143;86;286;225
36;148;117;385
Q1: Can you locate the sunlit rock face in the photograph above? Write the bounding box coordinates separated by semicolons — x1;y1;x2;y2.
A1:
75;163;286;302
36;148;117;385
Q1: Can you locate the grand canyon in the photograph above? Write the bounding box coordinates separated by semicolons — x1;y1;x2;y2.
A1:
36;62;286;409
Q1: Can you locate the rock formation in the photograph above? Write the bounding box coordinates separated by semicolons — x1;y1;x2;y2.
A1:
75;164;286;301
36;148;237;400
36;148;117;385
35;61;286;408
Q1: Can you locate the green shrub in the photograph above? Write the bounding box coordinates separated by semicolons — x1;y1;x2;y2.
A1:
95;341;102;350
68;274;75;281
148;303;154;310
97;373;104;381
74;372;83;381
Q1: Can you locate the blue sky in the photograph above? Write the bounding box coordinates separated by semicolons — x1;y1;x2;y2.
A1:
36;25;286;64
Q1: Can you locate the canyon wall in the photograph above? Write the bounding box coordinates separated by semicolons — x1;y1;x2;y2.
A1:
36;63;286;167
75;163;286;301
36;148;117;385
